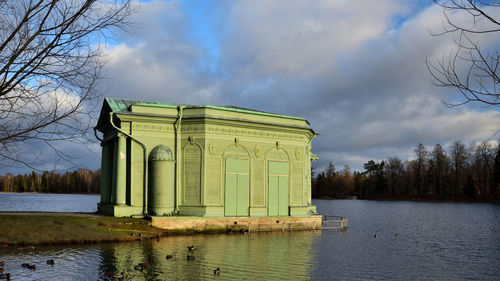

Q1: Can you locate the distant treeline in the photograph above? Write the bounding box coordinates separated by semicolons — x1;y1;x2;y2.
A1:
0;169;101;194
312;141;500;201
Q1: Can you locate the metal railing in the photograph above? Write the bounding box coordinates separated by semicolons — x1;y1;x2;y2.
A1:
223;215;348;233
322;215;348;231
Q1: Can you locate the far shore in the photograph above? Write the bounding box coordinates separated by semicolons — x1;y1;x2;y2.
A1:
0;191;99;195
313;196;500;204
2;191;497;203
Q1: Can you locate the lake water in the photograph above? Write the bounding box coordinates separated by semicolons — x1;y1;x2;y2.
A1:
0;192;99;212
0;195;499;280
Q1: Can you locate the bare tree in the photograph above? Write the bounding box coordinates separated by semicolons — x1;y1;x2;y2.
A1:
450;140;468;196
0;0;133;171
427;0;500;107
414;143;428;196
385;156;404;197
432;143;448;198
472;141;495;196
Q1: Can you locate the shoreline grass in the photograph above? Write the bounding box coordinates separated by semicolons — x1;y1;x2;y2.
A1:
0;215;169;247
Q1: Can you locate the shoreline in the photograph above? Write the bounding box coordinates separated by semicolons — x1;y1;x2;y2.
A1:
0;191;100;195
0;213;274;248
312;196;500;204
0;214;198;248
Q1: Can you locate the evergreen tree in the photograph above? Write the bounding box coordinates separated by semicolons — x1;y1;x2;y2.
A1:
315;172;327;197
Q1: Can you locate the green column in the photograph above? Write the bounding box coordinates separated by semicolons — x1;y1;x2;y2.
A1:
113;133;127;205
100;142;112;204
148;144;175;216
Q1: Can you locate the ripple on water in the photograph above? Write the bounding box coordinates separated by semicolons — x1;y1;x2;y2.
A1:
110;233;320;281
0;245;102;280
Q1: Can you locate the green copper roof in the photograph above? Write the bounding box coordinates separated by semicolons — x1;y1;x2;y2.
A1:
105;97;304;121
105;98;179;112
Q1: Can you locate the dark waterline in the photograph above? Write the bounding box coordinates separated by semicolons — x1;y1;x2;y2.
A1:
0;196;499;280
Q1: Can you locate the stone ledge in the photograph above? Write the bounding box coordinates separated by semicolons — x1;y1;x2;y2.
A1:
151;215;322;232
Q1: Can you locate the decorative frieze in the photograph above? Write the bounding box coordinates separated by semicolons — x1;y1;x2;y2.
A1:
132;123;172;132
132;121;310;141
182;125;309;142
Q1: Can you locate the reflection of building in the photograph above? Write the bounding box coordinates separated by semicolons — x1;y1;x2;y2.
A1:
99;232;319;280
95;98;317;218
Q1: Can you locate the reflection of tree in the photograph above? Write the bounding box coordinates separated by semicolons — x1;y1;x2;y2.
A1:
97;233;316;279
99;245;118;280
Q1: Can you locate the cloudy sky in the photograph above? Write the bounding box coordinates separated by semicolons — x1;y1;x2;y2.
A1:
5;0;500;175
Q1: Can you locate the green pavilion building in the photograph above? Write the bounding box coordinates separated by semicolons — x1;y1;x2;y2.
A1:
95;98;318;218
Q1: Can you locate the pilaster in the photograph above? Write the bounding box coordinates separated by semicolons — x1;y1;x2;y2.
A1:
112;133;127;205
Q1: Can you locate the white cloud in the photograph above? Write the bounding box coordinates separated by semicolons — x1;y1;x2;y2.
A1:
10;0;499;175
101;0;219;105
102;0;499;173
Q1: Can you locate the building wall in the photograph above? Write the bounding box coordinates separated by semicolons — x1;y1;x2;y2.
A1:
98;104;316;217
176;118;313;217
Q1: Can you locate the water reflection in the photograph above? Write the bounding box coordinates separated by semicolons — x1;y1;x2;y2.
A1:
0;232;321;280
1;200;498;280
0;246;102;280
99;232;319;280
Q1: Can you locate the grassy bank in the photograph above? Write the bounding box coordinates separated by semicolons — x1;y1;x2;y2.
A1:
0;214;169;247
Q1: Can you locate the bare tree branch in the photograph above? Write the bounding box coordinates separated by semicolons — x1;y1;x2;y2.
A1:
428;0;500;107
0;0;135;171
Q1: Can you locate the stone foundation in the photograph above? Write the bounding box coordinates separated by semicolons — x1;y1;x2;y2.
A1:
97;203;144;217
151;215;323;232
